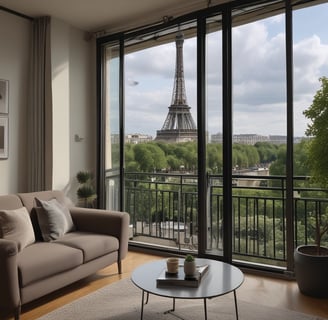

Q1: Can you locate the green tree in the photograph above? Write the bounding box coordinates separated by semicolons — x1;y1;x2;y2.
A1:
245;145;260;167
167;155;181;170
269;145;286;175
303;76;328;186
254;142;278;164
207;143;223;173
293;139;310;176
133;143;167;172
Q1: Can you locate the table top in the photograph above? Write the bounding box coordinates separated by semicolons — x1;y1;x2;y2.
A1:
131;258;244;300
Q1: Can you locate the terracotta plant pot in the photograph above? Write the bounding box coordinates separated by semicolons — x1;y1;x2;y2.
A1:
294;245;328;298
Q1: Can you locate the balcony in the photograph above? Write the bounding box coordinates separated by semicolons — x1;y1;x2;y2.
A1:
107;171;328;271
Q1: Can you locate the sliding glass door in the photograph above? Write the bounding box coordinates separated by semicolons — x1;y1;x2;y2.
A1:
205;14;224;257
102;41;122;211
124;23;198;251
231;7;287;268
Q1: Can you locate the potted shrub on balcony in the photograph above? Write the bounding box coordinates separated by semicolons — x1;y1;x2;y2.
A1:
294;213;328;297
294;76;328;298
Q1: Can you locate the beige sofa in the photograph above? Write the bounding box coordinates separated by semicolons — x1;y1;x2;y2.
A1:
0;190;130;320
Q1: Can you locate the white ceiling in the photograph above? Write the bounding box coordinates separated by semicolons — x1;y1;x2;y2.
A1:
0;0;230;34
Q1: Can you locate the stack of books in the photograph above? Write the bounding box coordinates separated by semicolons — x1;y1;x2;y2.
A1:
156;264;209;288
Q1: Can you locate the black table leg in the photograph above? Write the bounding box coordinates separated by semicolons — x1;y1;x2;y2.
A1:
203;298;207;320
233;290;239;320
164;297;176;314
140;290;150;320
140;290;145;320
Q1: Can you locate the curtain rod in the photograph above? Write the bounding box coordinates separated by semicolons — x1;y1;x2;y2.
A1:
0;5;33;21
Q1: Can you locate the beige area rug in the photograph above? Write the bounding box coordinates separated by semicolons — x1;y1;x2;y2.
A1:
37;278;327;320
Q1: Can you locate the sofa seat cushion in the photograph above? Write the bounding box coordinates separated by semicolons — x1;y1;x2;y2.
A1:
54;231;119;263
17;242;83;287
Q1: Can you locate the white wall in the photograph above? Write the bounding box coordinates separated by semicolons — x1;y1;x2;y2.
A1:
0;11;31;194
51;18;96;202
68;27;96;203
0;12;96;198
51;19;70;193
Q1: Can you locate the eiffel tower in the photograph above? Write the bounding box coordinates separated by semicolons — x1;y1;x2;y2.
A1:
155;31;197;142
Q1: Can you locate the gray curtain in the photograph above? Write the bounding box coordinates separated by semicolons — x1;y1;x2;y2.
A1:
27;16;53;192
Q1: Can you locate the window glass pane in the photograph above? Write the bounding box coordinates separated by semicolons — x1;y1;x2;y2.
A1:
104;43;121;210
124;24;198;251
232;13;287;267
206;15;223;256
293;3;328;248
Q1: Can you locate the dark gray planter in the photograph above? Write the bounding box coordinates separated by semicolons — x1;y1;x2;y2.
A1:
294;245;328;298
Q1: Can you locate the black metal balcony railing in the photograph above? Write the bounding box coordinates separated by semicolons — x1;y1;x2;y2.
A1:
107;172;328;268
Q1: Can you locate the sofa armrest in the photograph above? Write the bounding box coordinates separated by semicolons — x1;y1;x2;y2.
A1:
0;239;21;319
69;207;130;260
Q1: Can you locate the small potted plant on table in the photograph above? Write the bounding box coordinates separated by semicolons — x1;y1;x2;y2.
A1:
184;254;196;276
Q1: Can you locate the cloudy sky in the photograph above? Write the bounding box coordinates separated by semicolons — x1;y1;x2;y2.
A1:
124;3;328;138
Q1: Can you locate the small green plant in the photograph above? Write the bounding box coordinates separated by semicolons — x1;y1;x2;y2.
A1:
76;170;96;207
76;171;91;184
185;254;194;262
77;184;96;199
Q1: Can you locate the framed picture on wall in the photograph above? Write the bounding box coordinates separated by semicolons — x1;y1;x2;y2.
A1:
0;116;8;159
0;79;9;114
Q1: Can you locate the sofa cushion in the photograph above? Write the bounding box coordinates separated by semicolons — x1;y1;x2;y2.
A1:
0;207;35;251
17;242;83;287
35;198;75;241
54;231;119;262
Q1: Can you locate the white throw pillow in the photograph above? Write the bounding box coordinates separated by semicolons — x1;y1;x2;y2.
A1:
0;207;35;251
35;198;75;241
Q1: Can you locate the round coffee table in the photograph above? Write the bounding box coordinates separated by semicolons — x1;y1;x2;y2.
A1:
131;258;244;320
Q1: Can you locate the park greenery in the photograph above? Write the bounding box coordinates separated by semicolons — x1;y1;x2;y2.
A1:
125;139;310;176
124;138;328;264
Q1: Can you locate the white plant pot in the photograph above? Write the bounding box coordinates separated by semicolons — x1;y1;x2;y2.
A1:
184;260;196;276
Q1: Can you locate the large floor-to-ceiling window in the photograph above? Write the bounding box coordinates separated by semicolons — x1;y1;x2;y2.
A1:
97;0;328;275
100;41;122;211
231;6;287;268
124;22;198;251
205;14;224;257
292;2;328;252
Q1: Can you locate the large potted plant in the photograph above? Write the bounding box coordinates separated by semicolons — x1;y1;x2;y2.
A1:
294;214;328;297
294;76;328;298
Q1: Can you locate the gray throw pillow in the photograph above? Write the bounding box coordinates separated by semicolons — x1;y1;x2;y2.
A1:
0;207;35;251
35;198;75;241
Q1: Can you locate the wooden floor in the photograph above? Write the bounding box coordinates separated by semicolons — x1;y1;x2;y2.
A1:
18;251;328;320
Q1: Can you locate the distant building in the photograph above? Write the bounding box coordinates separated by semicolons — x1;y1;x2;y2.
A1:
211;132;222;143
233;134;268;145
125;133;153;144
210;133;304;145
268;135;286;144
